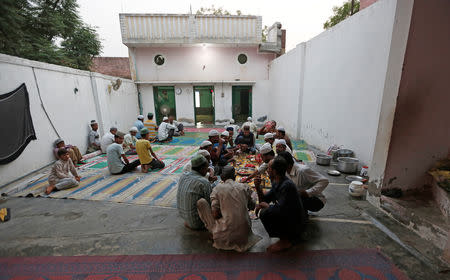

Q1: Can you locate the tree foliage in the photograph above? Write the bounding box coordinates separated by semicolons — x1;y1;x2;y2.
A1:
261;25;268;42
0;0;102;70
323;0;360;29
196;5;237;16
196;6;268;41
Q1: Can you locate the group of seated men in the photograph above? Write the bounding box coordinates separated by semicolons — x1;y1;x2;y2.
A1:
46;113;184;194
93;113;185;154
177;120;329;252
46;116;329;253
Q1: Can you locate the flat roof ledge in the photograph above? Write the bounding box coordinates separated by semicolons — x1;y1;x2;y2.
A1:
119;13;266;46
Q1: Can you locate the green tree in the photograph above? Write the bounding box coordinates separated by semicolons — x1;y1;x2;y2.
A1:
195;6;268;42
196;5;233;16
261;25;268;42
323;0;360;29
0;0;101;70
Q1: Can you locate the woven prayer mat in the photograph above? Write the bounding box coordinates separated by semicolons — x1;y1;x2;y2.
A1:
4;172;179;208
0;249;409;280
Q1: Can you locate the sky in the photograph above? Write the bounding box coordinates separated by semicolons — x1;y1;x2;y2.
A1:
77;0;346;57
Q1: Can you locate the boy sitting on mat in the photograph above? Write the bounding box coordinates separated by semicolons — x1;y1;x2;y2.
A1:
45;148;81;195
136;128;165;173
53;139;85;165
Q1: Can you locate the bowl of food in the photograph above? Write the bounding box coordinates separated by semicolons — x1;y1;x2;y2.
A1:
237;167;255;176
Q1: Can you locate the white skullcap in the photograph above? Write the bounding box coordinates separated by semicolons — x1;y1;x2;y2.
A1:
221;131;229;137
90;120;97;125
129;126;138;132
197;150;210;157
163;116;169;121
260;143;273;155
264;133;274;140
275;139;287;146
247;117;252;121
208;129;219;137
277;126;285;132
230;119;235;124
200;140;212;148
137;115;144;120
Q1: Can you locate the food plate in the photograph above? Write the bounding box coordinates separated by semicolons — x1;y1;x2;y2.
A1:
327;170;341;176
345;175;364;182
237;167;255;176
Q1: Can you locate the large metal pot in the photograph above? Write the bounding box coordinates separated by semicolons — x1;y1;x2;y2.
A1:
316;154;332;166
336;149;354;158
337;157;359;174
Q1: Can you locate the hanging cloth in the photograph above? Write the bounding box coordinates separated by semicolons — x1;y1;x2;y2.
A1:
0;83;37;164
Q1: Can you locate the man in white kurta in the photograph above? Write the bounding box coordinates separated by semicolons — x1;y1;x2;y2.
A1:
197;166;260;252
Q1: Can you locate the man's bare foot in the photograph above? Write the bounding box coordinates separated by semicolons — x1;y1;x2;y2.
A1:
45;185;56;195
267;239;293;253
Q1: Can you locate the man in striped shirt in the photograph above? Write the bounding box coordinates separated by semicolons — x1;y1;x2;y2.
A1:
177;155;212;230
144;113;158;141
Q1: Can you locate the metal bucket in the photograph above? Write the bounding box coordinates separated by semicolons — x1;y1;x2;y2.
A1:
336;149;354;158
337;157;359;174
316;154;332;166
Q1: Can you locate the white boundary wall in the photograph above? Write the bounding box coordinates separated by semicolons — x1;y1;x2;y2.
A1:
268;0;410;166
0;54;139;186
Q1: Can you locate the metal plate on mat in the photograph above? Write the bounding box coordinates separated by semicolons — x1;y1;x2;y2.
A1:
346;175;364;182
327;170;341;176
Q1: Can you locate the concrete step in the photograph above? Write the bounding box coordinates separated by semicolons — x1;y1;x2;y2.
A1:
380;192;449;251
363;206;450;273
432;179;450;220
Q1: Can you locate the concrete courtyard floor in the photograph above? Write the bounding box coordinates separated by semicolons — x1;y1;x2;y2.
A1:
0;160;445;280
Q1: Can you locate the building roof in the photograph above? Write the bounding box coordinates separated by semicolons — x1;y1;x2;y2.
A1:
119;13;263;47
90;57;131;79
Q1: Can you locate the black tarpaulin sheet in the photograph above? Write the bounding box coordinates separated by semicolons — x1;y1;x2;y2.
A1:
0;83;36;164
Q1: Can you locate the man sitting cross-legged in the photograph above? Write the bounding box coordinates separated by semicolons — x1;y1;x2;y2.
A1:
197;166;259;252
277;151;329;213
123;127;138;155
169;115;185;136
107;132;141;175
235;126;255;153
244;143;275;182
53;139;84;165
45;148;81;195
101;126;117;153
275;127;293;151
275;138;294;156
183;150;217;183
177;155;213;230
158;116;176;142
136;128;165;173
257;120;277;139
144;113;158;141
87;120;101;153
254;156;307;252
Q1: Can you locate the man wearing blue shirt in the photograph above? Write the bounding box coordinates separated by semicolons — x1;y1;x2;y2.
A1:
133;115;145;139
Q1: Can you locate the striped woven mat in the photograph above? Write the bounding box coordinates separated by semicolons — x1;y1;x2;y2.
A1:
5;172;179;208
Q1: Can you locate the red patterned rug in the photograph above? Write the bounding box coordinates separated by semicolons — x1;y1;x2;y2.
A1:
0;249;409;280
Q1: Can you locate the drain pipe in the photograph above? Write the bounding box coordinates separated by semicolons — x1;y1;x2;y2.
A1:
138;85;143;115
128;47;143;115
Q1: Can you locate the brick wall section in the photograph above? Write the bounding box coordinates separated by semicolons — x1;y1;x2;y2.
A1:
90;57;131;79
360;0;379;10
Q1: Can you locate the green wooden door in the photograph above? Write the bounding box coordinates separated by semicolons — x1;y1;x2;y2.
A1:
153;86;176;124
232;86;252;123
194;86;215;125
